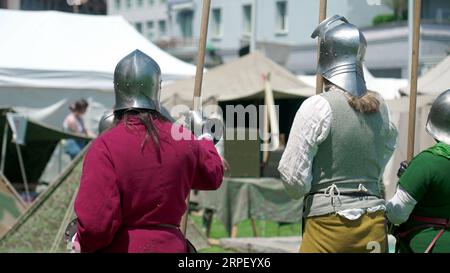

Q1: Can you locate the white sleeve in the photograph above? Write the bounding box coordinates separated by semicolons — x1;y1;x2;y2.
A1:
386;187;418;225
378;100;398;198
278;96;332;200
383;100;398;162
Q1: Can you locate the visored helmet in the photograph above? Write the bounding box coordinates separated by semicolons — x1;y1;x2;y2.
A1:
312;15;368;97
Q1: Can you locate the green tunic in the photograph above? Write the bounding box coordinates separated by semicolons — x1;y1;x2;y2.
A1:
397;143;450;253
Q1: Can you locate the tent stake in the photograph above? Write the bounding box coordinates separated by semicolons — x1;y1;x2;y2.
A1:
407;0;422;161
316;0;327;94
181;0;212;236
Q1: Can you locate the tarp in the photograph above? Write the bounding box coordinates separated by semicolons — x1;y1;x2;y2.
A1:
161;52;316;108
0;147;86;251
401;55;450;95
0;107;91;185
0;146;208;252
198;177;302;234
0;173;27;238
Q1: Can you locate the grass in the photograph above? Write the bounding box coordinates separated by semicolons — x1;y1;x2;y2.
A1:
190;213;301;253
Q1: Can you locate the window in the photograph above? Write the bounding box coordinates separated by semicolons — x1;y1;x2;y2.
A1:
146;21;155;40
125;0;132;9
276;1;288;33
159;20;167;37
137;0;143;7
115;0;121;10
243;4;252;35
135;22;143;33
212;8;222;38
178;11;193;39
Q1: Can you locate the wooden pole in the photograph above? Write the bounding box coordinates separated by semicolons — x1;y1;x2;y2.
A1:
263;92;269;163
316;0;327;94
192;0;212;111
180;0;212;236
15;143;31;203
0;121;8;174
407;0;422;161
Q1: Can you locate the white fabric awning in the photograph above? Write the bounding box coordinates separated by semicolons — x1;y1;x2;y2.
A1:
0;9;196;90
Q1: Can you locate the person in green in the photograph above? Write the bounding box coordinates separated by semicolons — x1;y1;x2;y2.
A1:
386;89;450;253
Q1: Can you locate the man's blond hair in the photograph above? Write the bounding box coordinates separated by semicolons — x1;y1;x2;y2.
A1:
324;80;380;114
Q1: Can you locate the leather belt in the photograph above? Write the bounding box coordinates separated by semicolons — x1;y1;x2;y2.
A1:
396;215;450;253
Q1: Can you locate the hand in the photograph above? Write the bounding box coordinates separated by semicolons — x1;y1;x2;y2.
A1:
397;161;409;178
64;218;79;253
186;111;223;145
185;110;205;136
221;157;231;172
70;234;81;253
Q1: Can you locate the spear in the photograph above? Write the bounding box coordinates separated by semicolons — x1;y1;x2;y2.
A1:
407;0;422;161
316;0;327;94
180;0;212;236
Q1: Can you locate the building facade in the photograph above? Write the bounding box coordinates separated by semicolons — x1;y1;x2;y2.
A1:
106;0;169;44
165;0;450;78
1;0;106;14
3;0;449;77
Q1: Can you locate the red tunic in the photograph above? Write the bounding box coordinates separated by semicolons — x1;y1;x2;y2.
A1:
74;116;224;253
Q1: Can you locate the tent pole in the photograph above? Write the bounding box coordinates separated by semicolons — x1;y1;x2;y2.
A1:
58;142;63;174
50;188;78;253
181;0;211;236
407;0;422;161
263;75;270;164
250;0;258;53
316;0;327;95
0;121;8;174
15;143;31;203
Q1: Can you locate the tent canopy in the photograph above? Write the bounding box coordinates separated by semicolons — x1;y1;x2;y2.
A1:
161;52;315;108
401;55;450;96
0;108;91;185
0;9;196;90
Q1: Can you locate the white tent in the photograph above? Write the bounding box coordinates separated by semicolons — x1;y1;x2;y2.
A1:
401;55;450;96
0;9;196;130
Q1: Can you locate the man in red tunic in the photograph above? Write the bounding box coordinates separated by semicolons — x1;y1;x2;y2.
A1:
73;50;224;253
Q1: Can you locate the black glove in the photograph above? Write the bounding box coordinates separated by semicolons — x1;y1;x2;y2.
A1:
397;161;409;179
64;218;80;253
387;221;398;236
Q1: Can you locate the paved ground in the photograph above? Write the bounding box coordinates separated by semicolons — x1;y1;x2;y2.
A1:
219;235;398;253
